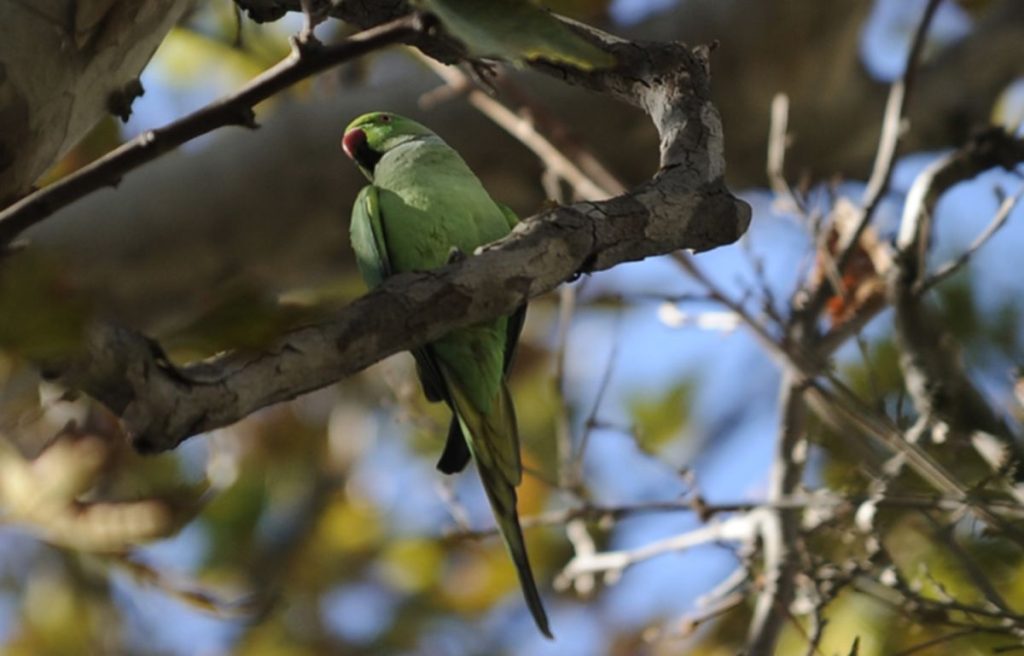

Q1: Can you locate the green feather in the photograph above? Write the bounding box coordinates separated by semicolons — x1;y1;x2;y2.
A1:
444;370;551;638
343;112;552;638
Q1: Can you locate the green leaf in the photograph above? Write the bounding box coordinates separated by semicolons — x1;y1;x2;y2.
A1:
628;380;693;453
418;0;616;70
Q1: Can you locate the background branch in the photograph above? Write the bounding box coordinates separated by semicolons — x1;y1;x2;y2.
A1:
54;35;750;452
889;128;1024;483
0;14;426;248
745;374;808;653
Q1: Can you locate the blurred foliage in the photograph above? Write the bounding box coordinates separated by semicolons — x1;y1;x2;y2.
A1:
418;0;616;70
0;254;93;362
937;275;1023;358
163;283;332;356
4;0;1024;655
628;379;693;454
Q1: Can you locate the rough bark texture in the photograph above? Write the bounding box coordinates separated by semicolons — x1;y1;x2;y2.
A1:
13;0;1023;333
234;0;1024;183
55;37;750;452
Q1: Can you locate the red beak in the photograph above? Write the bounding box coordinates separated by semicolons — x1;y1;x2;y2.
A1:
342;128;366;160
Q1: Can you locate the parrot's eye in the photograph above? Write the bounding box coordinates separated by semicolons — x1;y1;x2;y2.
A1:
380;114;392;123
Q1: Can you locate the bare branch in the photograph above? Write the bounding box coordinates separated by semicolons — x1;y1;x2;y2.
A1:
557;511;763;585
676;215;1024;542
916;185;1023;295
766;93;807;216
0;15;428;247
801;0;944;320
417;55;615;200
50;35;750;453
746;374;808;653
893;629;991;656
889;128;1024;493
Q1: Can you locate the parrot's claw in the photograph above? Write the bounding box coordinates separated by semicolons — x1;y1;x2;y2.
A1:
447;246;467;264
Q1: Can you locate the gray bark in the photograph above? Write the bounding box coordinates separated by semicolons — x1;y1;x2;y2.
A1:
0;0;194;204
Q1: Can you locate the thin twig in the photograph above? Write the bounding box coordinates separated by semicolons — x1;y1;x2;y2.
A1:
494;75;628;196
803;0;944;318
916;186;1024;295
553;283;579;489
766;93;807;216
573;313;622;481
113;553;256;617
0;14;427;246
556;511;763;584
416;53;617;200
842;0;943;265
892;628;988;656
441;490;1024;545
923;511;1013;615
651;590;746;642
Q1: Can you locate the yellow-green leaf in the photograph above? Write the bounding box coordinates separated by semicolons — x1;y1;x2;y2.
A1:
628;380;693;453
417;0;616;70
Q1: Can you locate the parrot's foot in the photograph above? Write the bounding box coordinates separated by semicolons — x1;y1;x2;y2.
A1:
446;246;467;264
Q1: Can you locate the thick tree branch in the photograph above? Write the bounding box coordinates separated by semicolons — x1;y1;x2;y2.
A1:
0;14;427;248
889;128;1024;481
55;36;750;452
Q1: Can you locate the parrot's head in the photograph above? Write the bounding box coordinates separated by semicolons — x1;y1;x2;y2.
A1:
342;112;434;178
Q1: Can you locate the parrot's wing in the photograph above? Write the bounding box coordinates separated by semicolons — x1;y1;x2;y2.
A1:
436;302;522;474
443;370;551;638
439;300;524;474
437;203;524;475
352;184;471;473
416;344;473;475
349;185;391;288
435;410;471;474
504;305;527;372
497;201;519;230
497;202;526;369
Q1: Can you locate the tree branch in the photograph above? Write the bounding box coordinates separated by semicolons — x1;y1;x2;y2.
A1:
0;14;427;248
745;373;808;653
799;0;943;322
53;35;750;452
557;511;763;585
889;126;1024;492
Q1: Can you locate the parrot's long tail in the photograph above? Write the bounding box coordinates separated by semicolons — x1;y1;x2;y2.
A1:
444;374;553;639
479;465;553;638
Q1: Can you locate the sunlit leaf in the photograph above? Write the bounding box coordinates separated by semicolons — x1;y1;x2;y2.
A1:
628;380;693;453
380;538;444;593
318;496;385;554
441;543;519;612
417;0;616;70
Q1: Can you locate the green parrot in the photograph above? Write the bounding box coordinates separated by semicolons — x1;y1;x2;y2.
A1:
341;111;551;638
